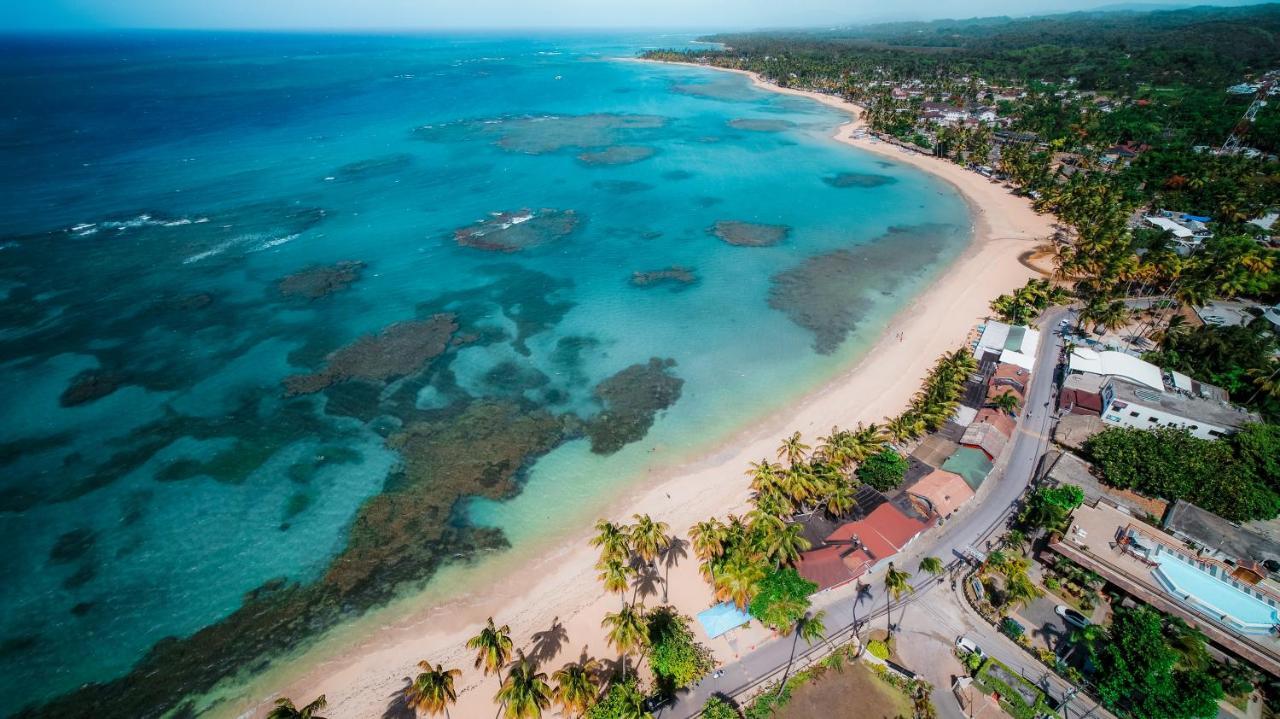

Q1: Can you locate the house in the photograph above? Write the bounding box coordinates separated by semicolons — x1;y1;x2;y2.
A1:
1164;500;1280;568
989;362;1031;395
1143;210;1214;253
921;102;967;125
1101;141;1150;166
973;321;1041;371
960;421;1008;460
1100;376;1259;439
974;107;998;123
906;469;975;520
1059;372;1106;416
1066;347;1164;390
798;502;933;591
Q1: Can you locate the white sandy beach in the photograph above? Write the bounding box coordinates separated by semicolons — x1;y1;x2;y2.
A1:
223;60;1056;719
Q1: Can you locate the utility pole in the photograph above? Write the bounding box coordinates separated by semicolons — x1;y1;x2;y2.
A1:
1220;81;1271;155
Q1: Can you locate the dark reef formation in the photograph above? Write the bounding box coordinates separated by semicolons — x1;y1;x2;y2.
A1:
330;153;413;181
59;370;124;407
415;113;666;157
630;266;698;289
277;260;365;300
585;357;684;454
768;224;951;353
592;180;654;195
710;220;790;247
283;315;458;396
822;172;896;189
576;145;657;166
727;118;794;132
452;209;581;253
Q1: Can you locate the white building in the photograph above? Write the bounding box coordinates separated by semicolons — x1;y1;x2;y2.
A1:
1100;377;1258;440
1067;347;1164;390
974;321;1041;370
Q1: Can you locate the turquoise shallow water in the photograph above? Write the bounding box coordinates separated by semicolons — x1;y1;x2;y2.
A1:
0;32;970;714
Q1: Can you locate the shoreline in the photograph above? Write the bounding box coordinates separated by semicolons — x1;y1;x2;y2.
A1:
216;58;1055;719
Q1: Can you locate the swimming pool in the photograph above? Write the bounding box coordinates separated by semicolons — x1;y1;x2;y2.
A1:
1152;551;1279;635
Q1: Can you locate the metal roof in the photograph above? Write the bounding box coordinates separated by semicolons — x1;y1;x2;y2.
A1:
1068;347;1164;390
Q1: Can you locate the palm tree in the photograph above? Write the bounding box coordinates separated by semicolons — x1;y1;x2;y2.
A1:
596;558;636;605
777;431;810;468
776;610;828;703
825;479;856;519
590;520;630;563
407;662;461;718
988;391;1020;415
267;696;328;719
629;514;670;566
762;522;811;567
601;604;648;681
884;413;924;446
883;562;914;637
467;618;514;694
919;556;944;579
551;659;599;718
689;519;727;563
496;651;552;719
715;553;766;609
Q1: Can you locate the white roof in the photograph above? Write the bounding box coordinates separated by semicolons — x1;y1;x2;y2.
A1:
1144;216;1194;239
1171;371;1193;392
1068;347;1164;390
975;321;1040;361
999;348;1036;371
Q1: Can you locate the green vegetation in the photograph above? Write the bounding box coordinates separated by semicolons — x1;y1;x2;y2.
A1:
584;679;651;719
991;279;1070;325
866;639;890;660
1145;321;1280;418
647;607;714;694
266;696;328;719
974;657;1057;719
1091;607;1224;719
1085;424;1280;521
1018;483;1085;532
884;349;979;445
748;568;818;632
701;696;741;719
854;448;908;491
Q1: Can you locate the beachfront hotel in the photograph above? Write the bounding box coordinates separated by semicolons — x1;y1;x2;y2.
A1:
1050;501;1280;676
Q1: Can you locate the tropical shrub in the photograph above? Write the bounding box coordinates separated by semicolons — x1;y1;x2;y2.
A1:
1085;426;1280;521
646;607;714;694
867;639;890;660
747;567;816;632
1018;483;1084;531
856;448;908;491
701;696;741;719
1092;607;1224;719
585;679;651;719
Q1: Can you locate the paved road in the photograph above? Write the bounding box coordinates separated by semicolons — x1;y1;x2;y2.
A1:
662;307;1073;717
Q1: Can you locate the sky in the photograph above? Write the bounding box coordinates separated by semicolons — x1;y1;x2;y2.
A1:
1;0;1261;32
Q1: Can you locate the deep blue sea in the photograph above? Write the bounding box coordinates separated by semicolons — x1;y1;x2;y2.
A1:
0;31;970;715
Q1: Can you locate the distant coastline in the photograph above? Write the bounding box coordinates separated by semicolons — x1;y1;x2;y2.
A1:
231;58;1057;719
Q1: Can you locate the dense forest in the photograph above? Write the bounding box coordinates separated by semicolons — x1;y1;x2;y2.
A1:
704;4;1280;92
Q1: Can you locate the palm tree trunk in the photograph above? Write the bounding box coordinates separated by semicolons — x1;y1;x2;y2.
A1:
775;630;801;703
886;592;893;638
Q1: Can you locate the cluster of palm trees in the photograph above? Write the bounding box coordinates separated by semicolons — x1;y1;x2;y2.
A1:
989;278;1071;326
885;349;980;445
979;550;1043;615
1038;171;1276;342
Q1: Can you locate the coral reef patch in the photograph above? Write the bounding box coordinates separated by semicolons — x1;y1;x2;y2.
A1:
452;209;580;253
283;315;458;396
277;261;365;300
710;220;790;247
585;357;683;454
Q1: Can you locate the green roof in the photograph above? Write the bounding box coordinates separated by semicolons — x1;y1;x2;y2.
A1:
943;447;994;491
1003;325;1026;352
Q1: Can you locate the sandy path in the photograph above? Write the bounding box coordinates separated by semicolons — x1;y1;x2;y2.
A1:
221;60;1055;719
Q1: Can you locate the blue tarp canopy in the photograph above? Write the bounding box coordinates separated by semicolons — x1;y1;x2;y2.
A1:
697;602;751;639
1182;214;1211;223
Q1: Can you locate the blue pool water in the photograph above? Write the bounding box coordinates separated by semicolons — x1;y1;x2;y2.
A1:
0;32;971;715
1153;551;1279;633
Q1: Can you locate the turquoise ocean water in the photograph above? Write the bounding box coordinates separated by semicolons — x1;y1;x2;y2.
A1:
0;32;970;716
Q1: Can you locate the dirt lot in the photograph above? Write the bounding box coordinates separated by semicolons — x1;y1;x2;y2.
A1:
773;661;914;719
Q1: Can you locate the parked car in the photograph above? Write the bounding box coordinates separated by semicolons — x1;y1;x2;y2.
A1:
955;636;985;658
1056;605;1091;628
